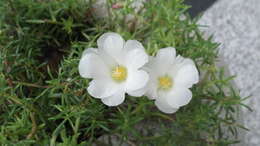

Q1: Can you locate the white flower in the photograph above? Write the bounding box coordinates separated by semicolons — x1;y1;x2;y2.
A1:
144;47;199;114
78;32;149;106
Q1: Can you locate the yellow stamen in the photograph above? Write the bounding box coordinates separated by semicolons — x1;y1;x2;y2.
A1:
111;66;127;82
158;75;173;90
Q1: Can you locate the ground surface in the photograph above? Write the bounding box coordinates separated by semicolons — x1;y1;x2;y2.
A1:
198;0;260;145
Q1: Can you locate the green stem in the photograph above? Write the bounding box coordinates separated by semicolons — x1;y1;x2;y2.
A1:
12;81;48;88
26;112;37;139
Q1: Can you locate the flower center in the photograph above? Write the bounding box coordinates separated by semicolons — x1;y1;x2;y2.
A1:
111;65;127;82
158;75;173;90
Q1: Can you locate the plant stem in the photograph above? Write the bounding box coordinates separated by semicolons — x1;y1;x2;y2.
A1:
27;112;37;139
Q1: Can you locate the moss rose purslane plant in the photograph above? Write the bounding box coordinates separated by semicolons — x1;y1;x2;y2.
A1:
0;0;249;145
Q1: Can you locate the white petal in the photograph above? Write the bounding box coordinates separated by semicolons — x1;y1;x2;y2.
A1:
143;58;159;100
82;48;98;57
143;56;161;77
155;97;179;114
126;70;149;92
174;56;195;70
101;90;125;106
97;32;125;63
165;87;192;107
125;48;148;69
153;47;176;75
156;47;176;64
124;40;145;52
87;79;122;98
143;56;155;71
78;53;109;79
98;49;117;67
174;58;199;88
145;81;158;99
127;86;147;97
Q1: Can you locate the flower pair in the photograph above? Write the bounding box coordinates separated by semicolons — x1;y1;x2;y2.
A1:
79;32;199;114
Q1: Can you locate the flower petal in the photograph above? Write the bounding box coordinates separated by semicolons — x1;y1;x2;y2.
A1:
156;47;176;64
126;70;149;92
154;47;176;75
155;97;179;114
145;81;158;99
78;53;109;79
101;90;125;106
82;48;98;57
143;57;160;99
87;79;122;98
124;40;145;52
143;56;161;77
98;49;118;67
125;48;148;69
127;86;147;97
165;87;192;107
174;58;199;88
97;32;125;63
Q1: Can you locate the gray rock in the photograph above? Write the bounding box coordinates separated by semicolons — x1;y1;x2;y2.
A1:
198;0;260;145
